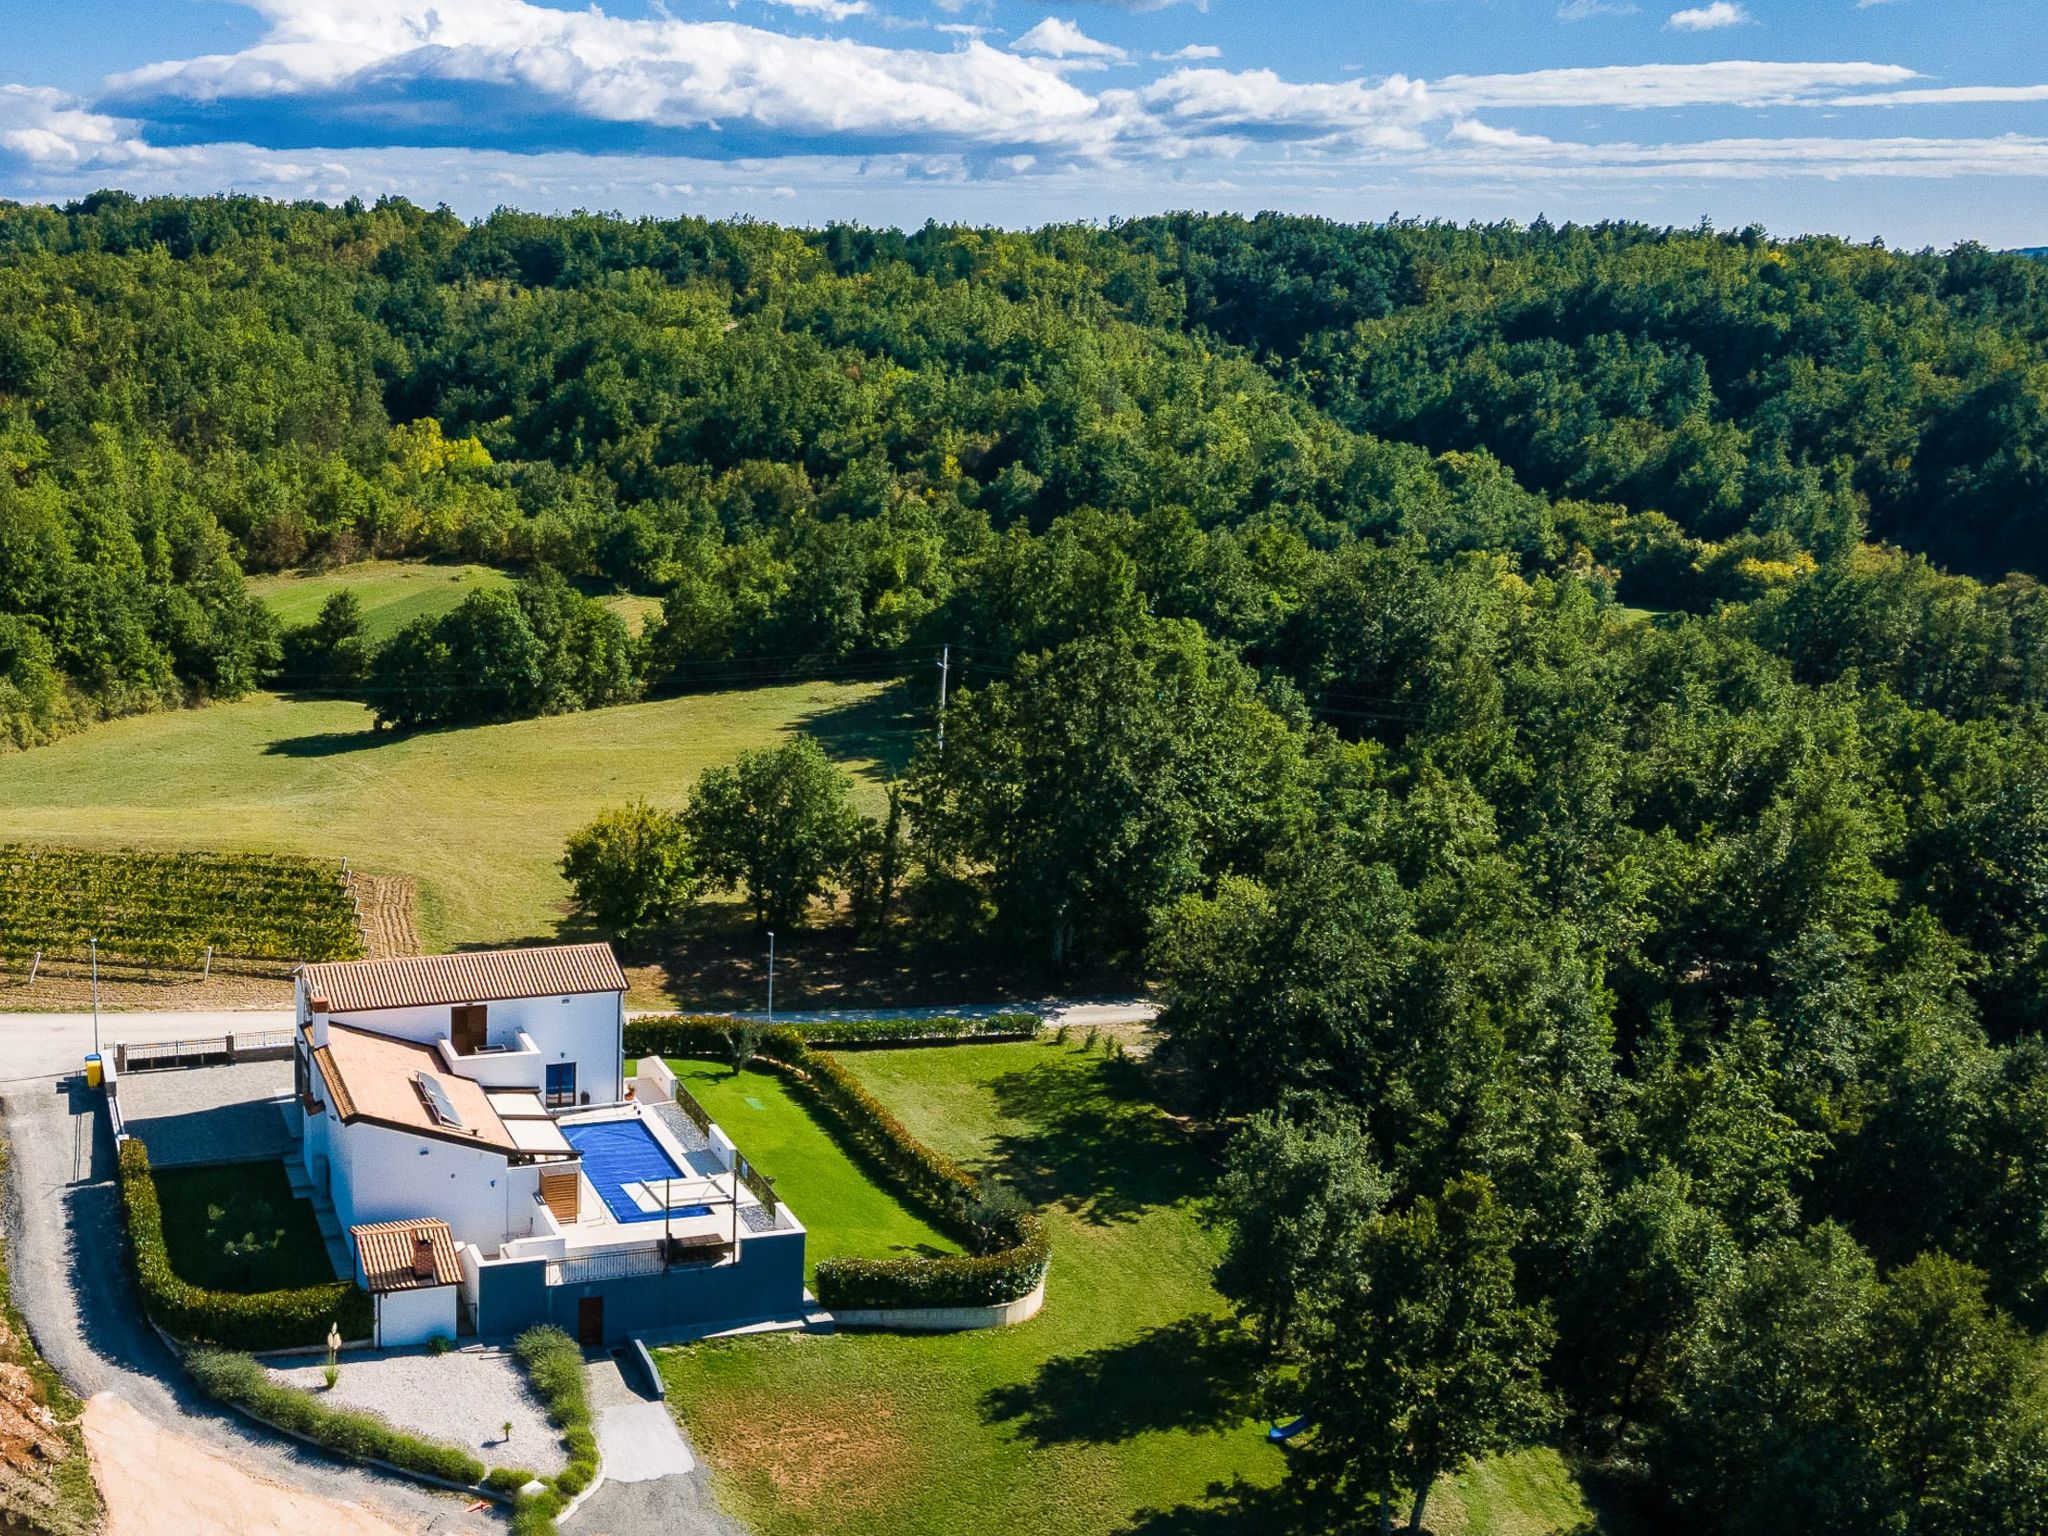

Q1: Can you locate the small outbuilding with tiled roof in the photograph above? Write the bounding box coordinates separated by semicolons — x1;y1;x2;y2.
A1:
351;1218;462;1348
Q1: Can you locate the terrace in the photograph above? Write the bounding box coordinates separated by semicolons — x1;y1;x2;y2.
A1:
468;1086;804;1312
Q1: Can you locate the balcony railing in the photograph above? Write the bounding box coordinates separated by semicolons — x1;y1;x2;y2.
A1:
545;1236;735;1286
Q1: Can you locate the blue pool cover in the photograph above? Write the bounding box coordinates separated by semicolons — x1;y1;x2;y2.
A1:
559;1118;713;1225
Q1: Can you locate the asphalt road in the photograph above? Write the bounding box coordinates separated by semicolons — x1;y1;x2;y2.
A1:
0;997;1158;1088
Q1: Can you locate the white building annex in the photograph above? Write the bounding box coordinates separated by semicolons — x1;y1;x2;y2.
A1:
292;943;807;1347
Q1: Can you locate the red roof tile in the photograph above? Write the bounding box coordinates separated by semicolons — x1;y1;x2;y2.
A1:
302;943;626;1013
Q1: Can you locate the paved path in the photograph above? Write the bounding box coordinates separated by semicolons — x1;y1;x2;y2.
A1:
116;1058;295;1166
0;1073;505;1533
576;1352;742;1535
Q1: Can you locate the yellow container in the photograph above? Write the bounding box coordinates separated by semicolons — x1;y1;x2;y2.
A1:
84;1054;103;1090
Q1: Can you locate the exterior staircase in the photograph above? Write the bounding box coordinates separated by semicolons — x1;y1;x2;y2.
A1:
278;1101;354;1278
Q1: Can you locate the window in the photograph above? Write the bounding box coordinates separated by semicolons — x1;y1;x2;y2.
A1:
545;1062;578;1108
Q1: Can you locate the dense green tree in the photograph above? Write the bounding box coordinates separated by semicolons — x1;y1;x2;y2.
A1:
278;589;371;694
560;799;697;938
1213;1104;1389;1355
908;620;1304;968
1292;1174;1554;1534
683;737;862;929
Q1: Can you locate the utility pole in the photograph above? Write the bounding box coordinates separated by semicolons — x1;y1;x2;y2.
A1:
766;930;776;1027
89;937;101;1059
935;645;950;756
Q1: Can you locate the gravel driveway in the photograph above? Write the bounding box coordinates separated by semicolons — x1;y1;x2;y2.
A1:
0;1071;505;1533
271;1346;567;1476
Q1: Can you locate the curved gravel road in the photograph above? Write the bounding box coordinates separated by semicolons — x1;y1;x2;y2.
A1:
0;1071;505;1533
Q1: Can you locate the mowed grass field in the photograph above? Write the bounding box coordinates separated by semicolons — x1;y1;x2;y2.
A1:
247;560;512;642
671;1060;959;1282
0;683;891;955
248;559;661;639
658;1040;1601;1536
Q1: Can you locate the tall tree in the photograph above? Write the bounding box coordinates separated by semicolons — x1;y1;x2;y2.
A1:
684;736;861;928
1292;1173;1554;1534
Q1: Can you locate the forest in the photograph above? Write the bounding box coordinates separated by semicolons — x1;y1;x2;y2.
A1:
5;194;2048;1531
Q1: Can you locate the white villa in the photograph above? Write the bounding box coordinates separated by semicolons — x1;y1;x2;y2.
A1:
292;943;806;1347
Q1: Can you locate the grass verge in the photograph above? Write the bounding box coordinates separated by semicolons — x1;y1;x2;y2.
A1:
152;1161;338;1293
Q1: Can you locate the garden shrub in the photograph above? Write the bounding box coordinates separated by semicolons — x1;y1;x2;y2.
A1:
118;1138;371;1349
184;1349;486;1485
626;1013;1037;1051
485;1465;538;1495
623;1018;1052;1311
511;1324;598;1523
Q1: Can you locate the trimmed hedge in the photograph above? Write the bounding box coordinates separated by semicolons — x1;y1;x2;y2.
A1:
118;1137;372;1350
184;1349;485;1485
642;1012;1039;1048
508;1325;599;1534
623;1019;1051;1312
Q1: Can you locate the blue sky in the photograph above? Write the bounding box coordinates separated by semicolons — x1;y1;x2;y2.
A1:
3;0;2045;244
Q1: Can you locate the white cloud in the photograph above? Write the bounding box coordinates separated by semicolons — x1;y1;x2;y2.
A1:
761;0;873;19
1557;0;1640;19
106;1;1122;155
1152;44;1223;62
1447;119;1558;150
1436;60;1911;109
1833;84;2048;106
1011;18;1128;62
0;84;163;171
1669;3;1754;30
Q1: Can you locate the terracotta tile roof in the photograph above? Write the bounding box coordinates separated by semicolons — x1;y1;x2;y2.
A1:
318;1022;521;1154
352;1219;461;1292
309;1042;354;1119
302;943;627;1014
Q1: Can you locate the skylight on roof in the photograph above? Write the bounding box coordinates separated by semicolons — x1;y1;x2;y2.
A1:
415;1071;466;1130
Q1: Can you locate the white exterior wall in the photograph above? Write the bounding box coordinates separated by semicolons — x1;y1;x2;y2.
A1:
333;1120;526;1256
375;1285;459;1349
305;988;625;1107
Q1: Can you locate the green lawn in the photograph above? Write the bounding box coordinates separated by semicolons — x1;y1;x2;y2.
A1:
153;1162;336;1293
248;560;513;643
0;683;889;953
659;1041;1600;1536
669;1059;959;1282
249;559;663;640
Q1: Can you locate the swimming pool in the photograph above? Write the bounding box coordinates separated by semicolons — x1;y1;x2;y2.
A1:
559;1118;713;1225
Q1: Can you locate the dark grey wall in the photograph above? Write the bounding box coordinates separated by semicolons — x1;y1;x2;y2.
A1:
473;1229;807;1345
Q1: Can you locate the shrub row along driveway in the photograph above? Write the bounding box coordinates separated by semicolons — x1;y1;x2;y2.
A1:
0;1063;504;1534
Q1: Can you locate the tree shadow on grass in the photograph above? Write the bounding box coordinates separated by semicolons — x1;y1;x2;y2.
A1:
981;1314;1264;1447
982;1054;1213;1224
260;726;398;758
1118;1475;1348;1536
794;678;925;783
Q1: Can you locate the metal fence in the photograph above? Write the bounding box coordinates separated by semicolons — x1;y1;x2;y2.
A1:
115;1029;295;1072
546;1245;672;1286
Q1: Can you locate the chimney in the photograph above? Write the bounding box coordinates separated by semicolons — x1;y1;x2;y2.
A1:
412;1230;436;1280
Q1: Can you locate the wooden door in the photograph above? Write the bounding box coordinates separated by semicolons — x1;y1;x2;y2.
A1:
450;1003;487;1054
576;1295;604;1347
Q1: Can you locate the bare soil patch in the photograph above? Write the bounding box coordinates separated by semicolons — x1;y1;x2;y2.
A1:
357;875;422;959
0;959;290;1013
81;1393;421;1536
695;1376;924;1515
